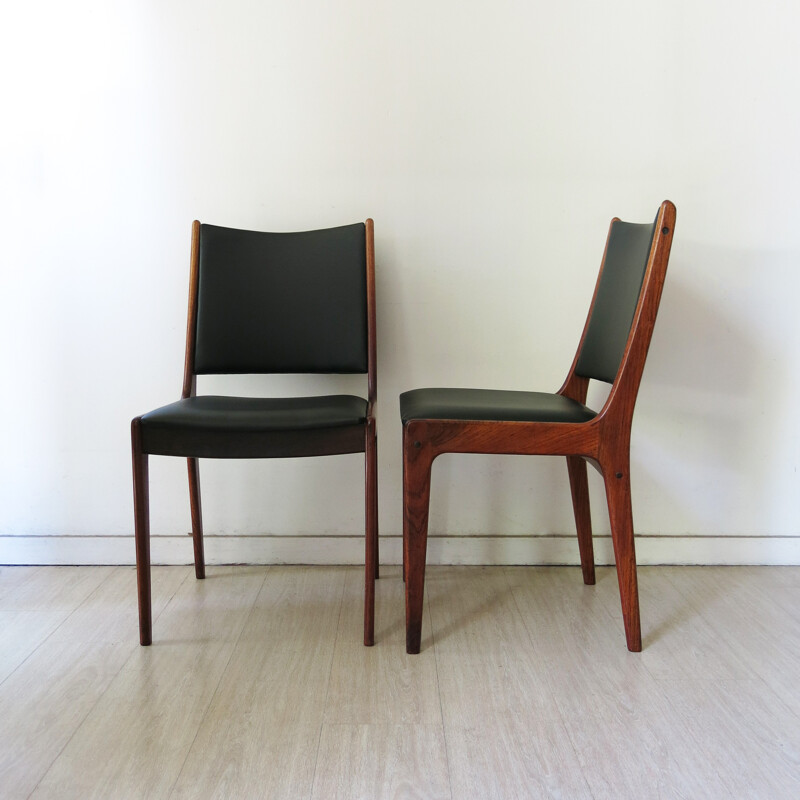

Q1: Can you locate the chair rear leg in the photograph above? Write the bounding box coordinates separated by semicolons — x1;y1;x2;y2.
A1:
602;461;642;652
364;421;378;646
403;427;433;654
132;419;152;646
187;458;205;579
401;455;406;584
371;429;379;581
566;456;595;585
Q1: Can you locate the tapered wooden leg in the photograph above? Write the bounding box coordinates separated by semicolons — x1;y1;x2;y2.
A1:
602;458;642;652
566;456;595;585
131;419;152;646
371;429;379;582
364;420;377;646
401;446;406;584
187;458;205;580
404;426;433;654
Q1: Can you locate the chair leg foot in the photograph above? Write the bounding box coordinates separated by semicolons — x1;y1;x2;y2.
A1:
188;458;205;580
603;463;642;652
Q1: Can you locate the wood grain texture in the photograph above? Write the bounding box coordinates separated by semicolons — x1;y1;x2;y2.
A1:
131;417;151;645
4;565;800;800
0;610;68;684
172;725;320;800
29;567;265;800
611;567;752;680
444;713;593;800
0;567;115;683
311;724;451;800
365;217;379;644
658;678;800;798
663;567;800;719
0;639;133;800
236;565;345;646
326;567;441;725
506;567;737;799
0;565;114;610
425;567;538;664
0;568;188;798
49;566;188;645
169;645;332;800
180;219;201;401
567;455;595;585
364;416;378;646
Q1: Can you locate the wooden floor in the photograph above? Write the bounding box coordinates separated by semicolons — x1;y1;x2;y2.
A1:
1;564;799;799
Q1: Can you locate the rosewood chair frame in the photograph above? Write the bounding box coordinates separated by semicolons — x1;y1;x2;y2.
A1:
402;201;676;654
132;219;378;647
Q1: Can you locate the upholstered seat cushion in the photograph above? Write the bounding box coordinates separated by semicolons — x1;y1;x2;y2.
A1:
140;394;367;458
400;388;596;424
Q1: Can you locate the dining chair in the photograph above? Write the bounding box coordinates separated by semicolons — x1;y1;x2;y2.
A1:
132;219;378;646
401;201;676;653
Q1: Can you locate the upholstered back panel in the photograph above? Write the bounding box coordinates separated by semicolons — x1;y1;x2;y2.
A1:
194;222;368;374
574;219;656;384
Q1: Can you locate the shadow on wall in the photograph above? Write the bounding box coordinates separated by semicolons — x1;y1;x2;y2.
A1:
393;230;583;549
634;242;795;535
419;240;797;547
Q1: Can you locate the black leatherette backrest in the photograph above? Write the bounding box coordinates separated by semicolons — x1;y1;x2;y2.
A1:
574;219;656;384
194;222;368;374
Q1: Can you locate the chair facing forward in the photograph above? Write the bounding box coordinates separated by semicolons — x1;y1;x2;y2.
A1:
400;201;676;653
132;219;378;646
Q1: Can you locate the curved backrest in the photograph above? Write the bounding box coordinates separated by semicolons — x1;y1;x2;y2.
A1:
574;216;658;384
192;222;368;374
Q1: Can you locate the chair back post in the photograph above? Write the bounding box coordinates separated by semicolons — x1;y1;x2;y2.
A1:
365;219;377;414
595;200;676;431
181;220;201;399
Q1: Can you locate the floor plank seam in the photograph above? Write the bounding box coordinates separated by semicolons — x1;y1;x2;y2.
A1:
429;584;456;800
152;566;193;628
25;570;141;798
308;566;349;800
26;647;136;799
164;565;271;799
4;566;800;800
504;566;606;800
0;567;120;691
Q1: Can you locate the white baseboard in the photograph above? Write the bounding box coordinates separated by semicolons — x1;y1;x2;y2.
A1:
1;534;799;566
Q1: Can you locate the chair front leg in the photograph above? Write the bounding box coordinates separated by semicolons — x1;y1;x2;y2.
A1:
187;458;205;580
403;425;434;654
602;455;642;652
566;456;595;585
364;419;378;646
131;419;152;646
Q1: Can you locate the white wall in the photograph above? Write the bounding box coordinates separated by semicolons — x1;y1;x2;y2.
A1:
1;0;799;565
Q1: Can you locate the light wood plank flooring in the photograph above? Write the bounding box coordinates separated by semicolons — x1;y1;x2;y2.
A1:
1;564;799;799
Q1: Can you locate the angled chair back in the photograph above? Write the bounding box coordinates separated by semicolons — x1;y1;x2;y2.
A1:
191;222;369;376
565;202;675;421
574;218;657;384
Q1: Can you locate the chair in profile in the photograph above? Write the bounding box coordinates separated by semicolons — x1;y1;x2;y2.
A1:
400;201;676;653
132;219;378;646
